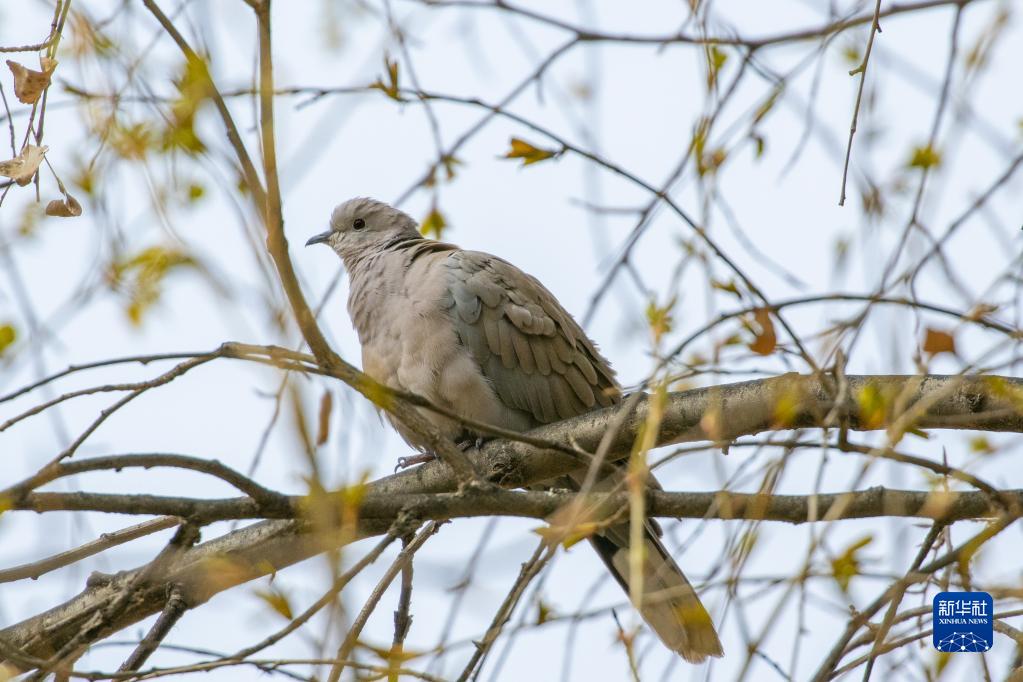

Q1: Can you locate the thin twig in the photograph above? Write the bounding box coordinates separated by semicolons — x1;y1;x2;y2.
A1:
838;0;883;206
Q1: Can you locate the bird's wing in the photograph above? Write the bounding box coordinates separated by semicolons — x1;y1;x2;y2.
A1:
443;249;619;425
442;248;722;662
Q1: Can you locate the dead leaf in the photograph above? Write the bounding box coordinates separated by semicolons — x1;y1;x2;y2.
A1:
316;390;332;446
965;303;998;321
748;308;776;356
45;193;83;217
6;57;57;104
923;328;956;356
0;145;48;186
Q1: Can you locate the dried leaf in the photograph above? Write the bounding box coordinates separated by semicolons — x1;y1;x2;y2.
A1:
923;328;956;356
0;323;16;355
965;303;998;322
316;390;333;446
503;137;558;166
748;308;776;356
6;57;57;104
45;193;83;218
0;145;48;186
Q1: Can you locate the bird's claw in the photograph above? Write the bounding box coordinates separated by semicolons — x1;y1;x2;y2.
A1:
456;436;489;451
394;453;437;471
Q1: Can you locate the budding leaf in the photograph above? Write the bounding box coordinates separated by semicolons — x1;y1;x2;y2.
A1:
370;55;402;101
420;207;447;239
908;145;942;170
831;535;873;593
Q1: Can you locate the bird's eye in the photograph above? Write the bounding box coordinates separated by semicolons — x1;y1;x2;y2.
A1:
353;218;366;230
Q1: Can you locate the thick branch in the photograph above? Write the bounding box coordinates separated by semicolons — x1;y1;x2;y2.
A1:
10;486;1021;526
2;373;1021;667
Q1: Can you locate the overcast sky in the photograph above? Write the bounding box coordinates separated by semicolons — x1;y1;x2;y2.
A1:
2;1;1022;680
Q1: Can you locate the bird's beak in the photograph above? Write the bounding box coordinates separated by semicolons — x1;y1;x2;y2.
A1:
305;230;332;247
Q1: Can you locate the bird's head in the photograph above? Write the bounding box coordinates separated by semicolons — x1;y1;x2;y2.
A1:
306;197;419;263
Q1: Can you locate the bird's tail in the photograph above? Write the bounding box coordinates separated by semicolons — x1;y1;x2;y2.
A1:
588;523;723;663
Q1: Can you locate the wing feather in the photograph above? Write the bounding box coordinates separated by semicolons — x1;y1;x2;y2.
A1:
445;250;620;427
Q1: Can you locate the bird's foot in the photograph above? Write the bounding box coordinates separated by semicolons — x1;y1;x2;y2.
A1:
394;453;437;471
456;436;491;451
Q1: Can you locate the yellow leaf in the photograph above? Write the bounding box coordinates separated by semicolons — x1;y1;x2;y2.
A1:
186;182;205;202
856;383;888;430
705;45;727;89
536;599;554;625
197;555;259;593
908;145;942;170
700;147;727;174
6;57;57;104
933;651;952;678
0;324;16;355
748;308;776;356
503;137;558;166
361;641;424;664
922;328;956;356
831;534;873;593
254;587;294;620
110;122;154;160
969;435;994;455
108;245;197;325
711;279;742;298
753;86;783;125
645;297;675;344
533;518;602;549
420;207;447;239
0;145;48;186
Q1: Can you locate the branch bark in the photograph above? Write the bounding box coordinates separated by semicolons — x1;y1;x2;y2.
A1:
2;373;1021;668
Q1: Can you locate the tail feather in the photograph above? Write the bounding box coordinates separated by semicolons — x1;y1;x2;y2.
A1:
588;524;723;663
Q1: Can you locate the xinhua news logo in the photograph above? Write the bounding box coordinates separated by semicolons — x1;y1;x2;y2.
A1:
932;591;993;653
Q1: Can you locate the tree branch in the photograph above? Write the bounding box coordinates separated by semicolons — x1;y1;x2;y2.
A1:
2;373;1021;668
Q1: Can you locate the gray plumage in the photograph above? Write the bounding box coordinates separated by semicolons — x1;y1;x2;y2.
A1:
307;197;723;663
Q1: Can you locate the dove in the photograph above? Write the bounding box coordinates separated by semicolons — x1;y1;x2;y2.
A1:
306;197;723;662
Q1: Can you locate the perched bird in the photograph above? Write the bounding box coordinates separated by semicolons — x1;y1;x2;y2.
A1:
306;197;723;662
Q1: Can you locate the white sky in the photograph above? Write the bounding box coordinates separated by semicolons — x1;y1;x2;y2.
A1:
2;0;1022;680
